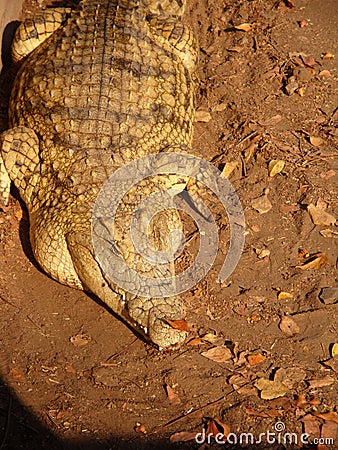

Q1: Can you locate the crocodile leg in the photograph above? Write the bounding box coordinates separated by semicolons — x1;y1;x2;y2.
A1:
11;8;71;62
148;18;198;71
0;126;40;206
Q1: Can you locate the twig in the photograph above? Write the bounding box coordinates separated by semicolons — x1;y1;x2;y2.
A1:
0;392;12;450
0;295;19;310
105;337;139;361
148;377;258;436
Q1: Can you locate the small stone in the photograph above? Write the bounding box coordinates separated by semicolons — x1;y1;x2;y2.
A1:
319;287;338;304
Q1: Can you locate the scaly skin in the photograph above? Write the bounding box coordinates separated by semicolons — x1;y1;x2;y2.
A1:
0;0;198;348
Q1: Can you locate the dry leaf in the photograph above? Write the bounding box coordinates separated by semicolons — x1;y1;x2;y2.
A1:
279;316;300;337
300;54;316;67
165;384;181;404
315;411;338;424
275;366;307;389
319;70;332;77
296;252;329;270
69;333;92;347
170;431;197;443
195;110;212;122
134;423;147;434
254;378;289;400
298;20;308;27
255;247;270;259
278;291;294;300
221;161;238;178
247;353;266;366
309;136;323;147
319;287;338;305
285;77;299;95
201;346;233;363
206;418;230;442
212;103;227;112
187;337;205;346
294;395;307;408
319;229;338;238
322;357;338;373
308;376;335;388
295;86;306;97
252;190;272;214
321;52;335;60
321;422;338;445
307;203;336;226
234;23;252;32
165;319;190;332
301;414;320;437
268;159;285;177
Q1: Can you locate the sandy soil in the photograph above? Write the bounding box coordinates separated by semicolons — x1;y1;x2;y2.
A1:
0;0;337;449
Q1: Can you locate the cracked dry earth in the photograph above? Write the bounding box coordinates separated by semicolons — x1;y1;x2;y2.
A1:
0;0;337;449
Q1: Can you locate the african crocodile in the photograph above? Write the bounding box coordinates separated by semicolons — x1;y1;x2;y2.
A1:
0;0;198;348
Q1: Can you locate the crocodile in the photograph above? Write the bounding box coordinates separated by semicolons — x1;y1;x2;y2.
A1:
0;0;198;348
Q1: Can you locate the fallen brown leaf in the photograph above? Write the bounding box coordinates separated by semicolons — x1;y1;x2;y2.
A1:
300;54;316;67
169;431;197;443
294;395;307;408
295;86;306;97
246;353;266;366
298;19;308;27
319;69;332;77
205;418;230;442
221;161;238;178
309;136;324;147
165;319;190;332
296;252;329;270
251;189;272;214
321;52;335;60
187;337;205;346
301;414;320;438
201;346;233;363
307;203;336;226
195;110;212;122
308;376;335;388
322;357;338;373
319;229;338;238
278;291;294;300
134;422;147;434
321;422;338;447
255;378;289;400
165;383;181;404
279;316;300;337
314;411;338;424
268;159;285;177
234;23;252;32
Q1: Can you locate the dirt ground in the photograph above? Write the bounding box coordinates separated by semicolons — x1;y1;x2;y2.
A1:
0;0;337;449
